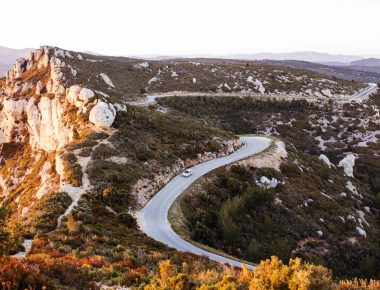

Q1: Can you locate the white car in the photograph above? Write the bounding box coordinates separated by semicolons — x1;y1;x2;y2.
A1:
182;169;193;177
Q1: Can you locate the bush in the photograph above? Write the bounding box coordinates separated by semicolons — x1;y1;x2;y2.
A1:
117;212;137;228
248;256;333;290
280;163;302;178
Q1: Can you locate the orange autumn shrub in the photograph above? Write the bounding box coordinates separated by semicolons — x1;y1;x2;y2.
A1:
337;278;380;290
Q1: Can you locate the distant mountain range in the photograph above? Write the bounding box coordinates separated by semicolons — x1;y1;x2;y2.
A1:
133;51;365;64
226;51;363;64
349;58;380;67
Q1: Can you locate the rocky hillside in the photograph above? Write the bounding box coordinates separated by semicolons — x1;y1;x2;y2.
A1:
0;46;377;288
257;59;380;83
350;58;380;67
14;47;364;101
0;46;121;253
160;91;380;279
0;46;239;255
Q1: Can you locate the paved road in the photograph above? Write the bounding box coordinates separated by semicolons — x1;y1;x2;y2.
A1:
137;136;271;268
131;83;378;106
134;83;377;268
344;83;378;102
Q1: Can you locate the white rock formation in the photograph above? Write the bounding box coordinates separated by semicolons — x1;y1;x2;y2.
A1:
0;96;72;151
89;102;116;129
247;76;265;94
346;181;362;198
338;153;356;177
356;226;366;238
79;88;94;103
134;62;149;69
319;154;332;168
258;176;279;188
100;73;115;88
35;81;44;94
67;85;82;104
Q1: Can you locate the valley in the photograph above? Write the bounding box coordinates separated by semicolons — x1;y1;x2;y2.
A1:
0;46;379;289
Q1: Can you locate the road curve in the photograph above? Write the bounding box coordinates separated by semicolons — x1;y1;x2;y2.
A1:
134;83;377;267
344;83;378;102
137;136;271;268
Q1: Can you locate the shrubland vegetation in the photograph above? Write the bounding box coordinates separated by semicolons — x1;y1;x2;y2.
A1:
0;49;378;288
0;97;378;287
158;94;379;198
0;105;238;288
0;205;22;256
1;255;379;289
160;95;380;279
61;51;364;102
177;160;380;279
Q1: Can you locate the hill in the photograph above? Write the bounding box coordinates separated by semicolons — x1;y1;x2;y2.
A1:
0;46;378;288
350;58;380;67
227;51;362;63
256;59;380;83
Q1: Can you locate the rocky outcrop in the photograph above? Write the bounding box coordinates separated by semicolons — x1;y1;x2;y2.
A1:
0;46;123;257
0;46;117;151
0;96;72;151
236;140;287;171
89;101;116;129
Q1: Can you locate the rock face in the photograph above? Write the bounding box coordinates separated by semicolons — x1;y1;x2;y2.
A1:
0;46;119;244
89;102;117;129
0;96;71;151
0;45;117;149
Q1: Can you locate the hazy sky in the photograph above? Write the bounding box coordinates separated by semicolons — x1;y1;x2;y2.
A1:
2;0;379;57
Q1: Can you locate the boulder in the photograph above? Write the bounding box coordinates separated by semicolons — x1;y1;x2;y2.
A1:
67;85;82;104
78;88;94;103
89;102;116;129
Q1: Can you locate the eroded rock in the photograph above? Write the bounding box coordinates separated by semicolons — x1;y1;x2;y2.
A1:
89;102;116;129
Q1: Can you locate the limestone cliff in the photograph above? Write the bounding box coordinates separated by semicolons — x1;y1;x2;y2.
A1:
0;46;242;256
0;46;118;246
0;46;116;151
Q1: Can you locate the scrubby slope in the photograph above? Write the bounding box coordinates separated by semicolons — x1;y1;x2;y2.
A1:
0;45;377;288
48;49;365;100
161;92;380;278
0;46;237;258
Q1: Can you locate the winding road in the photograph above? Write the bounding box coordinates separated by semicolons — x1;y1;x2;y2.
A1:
137;136;271;268
343;83;378;102
134;83;377;268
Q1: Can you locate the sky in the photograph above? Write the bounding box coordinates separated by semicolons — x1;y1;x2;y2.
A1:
2;0;380;57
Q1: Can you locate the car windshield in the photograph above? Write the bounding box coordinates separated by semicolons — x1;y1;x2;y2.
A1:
185;170;191;173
